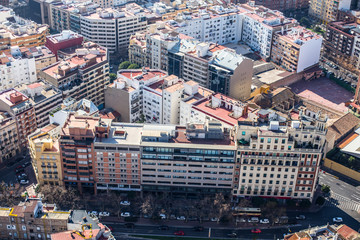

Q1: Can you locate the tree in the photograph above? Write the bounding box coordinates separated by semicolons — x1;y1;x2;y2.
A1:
127;63;140;69
299;17;311;28
262;201;286;225
321;184;330;194
118;61;131;70
141;194;156;218
40;185;80;210
315;196;325;206
109;73;117;83
212;193;231;223
251;197;264;207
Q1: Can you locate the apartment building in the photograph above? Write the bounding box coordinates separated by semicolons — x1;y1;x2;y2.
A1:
309;0;354;23
45;30;83;60
323;21;359;71
28;126;63;186
15;81;62;128
241;4;297;59
25;46;57;76
0;7;48;53
235;0;309;12
0;199;69;240
93;122;142;192
39;41;109;108
129;32;147;67
140;121;236;196
234;108;327;201
0;89;37;148
271;26;323;73
60;114;99;194
105;69;167;123
168;39;253;100
169;5;244;45
180;93;250;129
0;111;20;162
0;46;37;90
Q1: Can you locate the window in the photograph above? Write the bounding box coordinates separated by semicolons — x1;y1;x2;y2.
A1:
242;131;245;136
22;225;26;231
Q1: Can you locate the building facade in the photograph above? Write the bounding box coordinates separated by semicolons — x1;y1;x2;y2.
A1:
0;111;20;162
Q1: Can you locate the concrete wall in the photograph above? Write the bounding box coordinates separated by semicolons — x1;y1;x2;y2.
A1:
105;87;130;122
297;37;322;73
269;71;303;88
324;158;360;182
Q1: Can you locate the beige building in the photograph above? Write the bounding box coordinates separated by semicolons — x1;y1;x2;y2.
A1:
27;46;57;76
0;199;69;240
129;32;147;67
0;111;21;162
39;42;109;107
309;0;353;23
234;108;327;201
28;125;62;186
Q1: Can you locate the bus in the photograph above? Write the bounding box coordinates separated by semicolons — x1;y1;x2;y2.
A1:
233;207;261;216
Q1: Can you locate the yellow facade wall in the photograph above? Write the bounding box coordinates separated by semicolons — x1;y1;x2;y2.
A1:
324;158;360;182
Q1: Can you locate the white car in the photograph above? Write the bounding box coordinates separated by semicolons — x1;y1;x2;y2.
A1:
121;212;131;217
333;217;343;223
260;219;269;224
210;217;219;222
99;212;110;217
120;201;131;206
90;211;98;216
20;180;29;185
159;214;166;219
176;216;186;220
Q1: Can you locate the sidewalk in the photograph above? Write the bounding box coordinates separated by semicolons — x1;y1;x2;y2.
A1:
102;216;301;231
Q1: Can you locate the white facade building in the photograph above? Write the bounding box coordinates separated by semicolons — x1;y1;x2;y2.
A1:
0;46;37;90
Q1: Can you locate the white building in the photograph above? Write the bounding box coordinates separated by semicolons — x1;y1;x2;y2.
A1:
0;46;37;90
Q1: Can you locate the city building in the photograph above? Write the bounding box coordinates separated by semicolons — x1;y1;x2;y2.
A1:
129;32;147;67
271;26;323;73
105;69;168;123
0;46;37;90
60;114;100;194
234;108;327;200
234;0;309;12
28;125;63;186
25;46;57;76
0;199;69;240
39;41;109;108
323;21;360;72
284;224;360;240
93;122;142;192
140;120;237;197
0;111;20;162
45;30;83;60
0;89;37;148
309;0;354;23
15;81;62;128
241;4;297;59
0;7;49;53
168;39;253;100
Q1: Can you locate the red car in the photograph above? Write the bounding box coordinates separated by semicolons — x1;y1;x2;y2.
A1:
251;229;261;234
174;230;185;236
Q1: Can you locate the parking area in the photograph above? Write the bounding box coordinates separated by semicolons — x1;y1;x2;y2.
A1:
320;58;358;88
290;77;353;113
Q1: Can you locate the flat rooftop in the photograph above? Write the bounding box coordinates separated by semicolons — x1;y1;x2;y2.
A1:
94;123;143;146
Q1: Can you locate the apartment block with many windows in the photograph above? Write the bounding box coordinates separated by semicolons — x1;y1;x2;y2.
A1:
233;108;327;201
0;111;20;163
140;121;237;197
94;122;142;192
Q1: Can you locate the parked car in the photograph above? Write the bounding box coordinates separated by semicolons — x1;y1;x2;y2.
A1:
296;215;305;220
251;228;261;234
227;232;237;238
159;214;166;219
176;216;185;221
158;225;169;230
260;219;269;224
120;201;131;206
121;212;131;217
174;230;185;236
99;212;110;217
193;226;204;231
333;217;343;223
169;214;176;220
89;211;98;216
249;217;259;223
20;180;29;185
210;217;219;222
236;218;246;223
124;223;134;228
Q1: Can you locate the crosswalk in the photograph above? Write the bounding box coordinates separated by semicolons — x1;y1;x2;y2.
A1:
324;192;360;212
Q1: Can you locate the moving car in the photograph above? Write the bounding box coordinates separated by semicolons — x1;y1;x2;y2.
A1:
121;212;131;217
251;229;261;234
174;230;185;236
260;219;269;224
158;225;169;230
296;215;306;220
120;201;131;206
333;217;343;223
